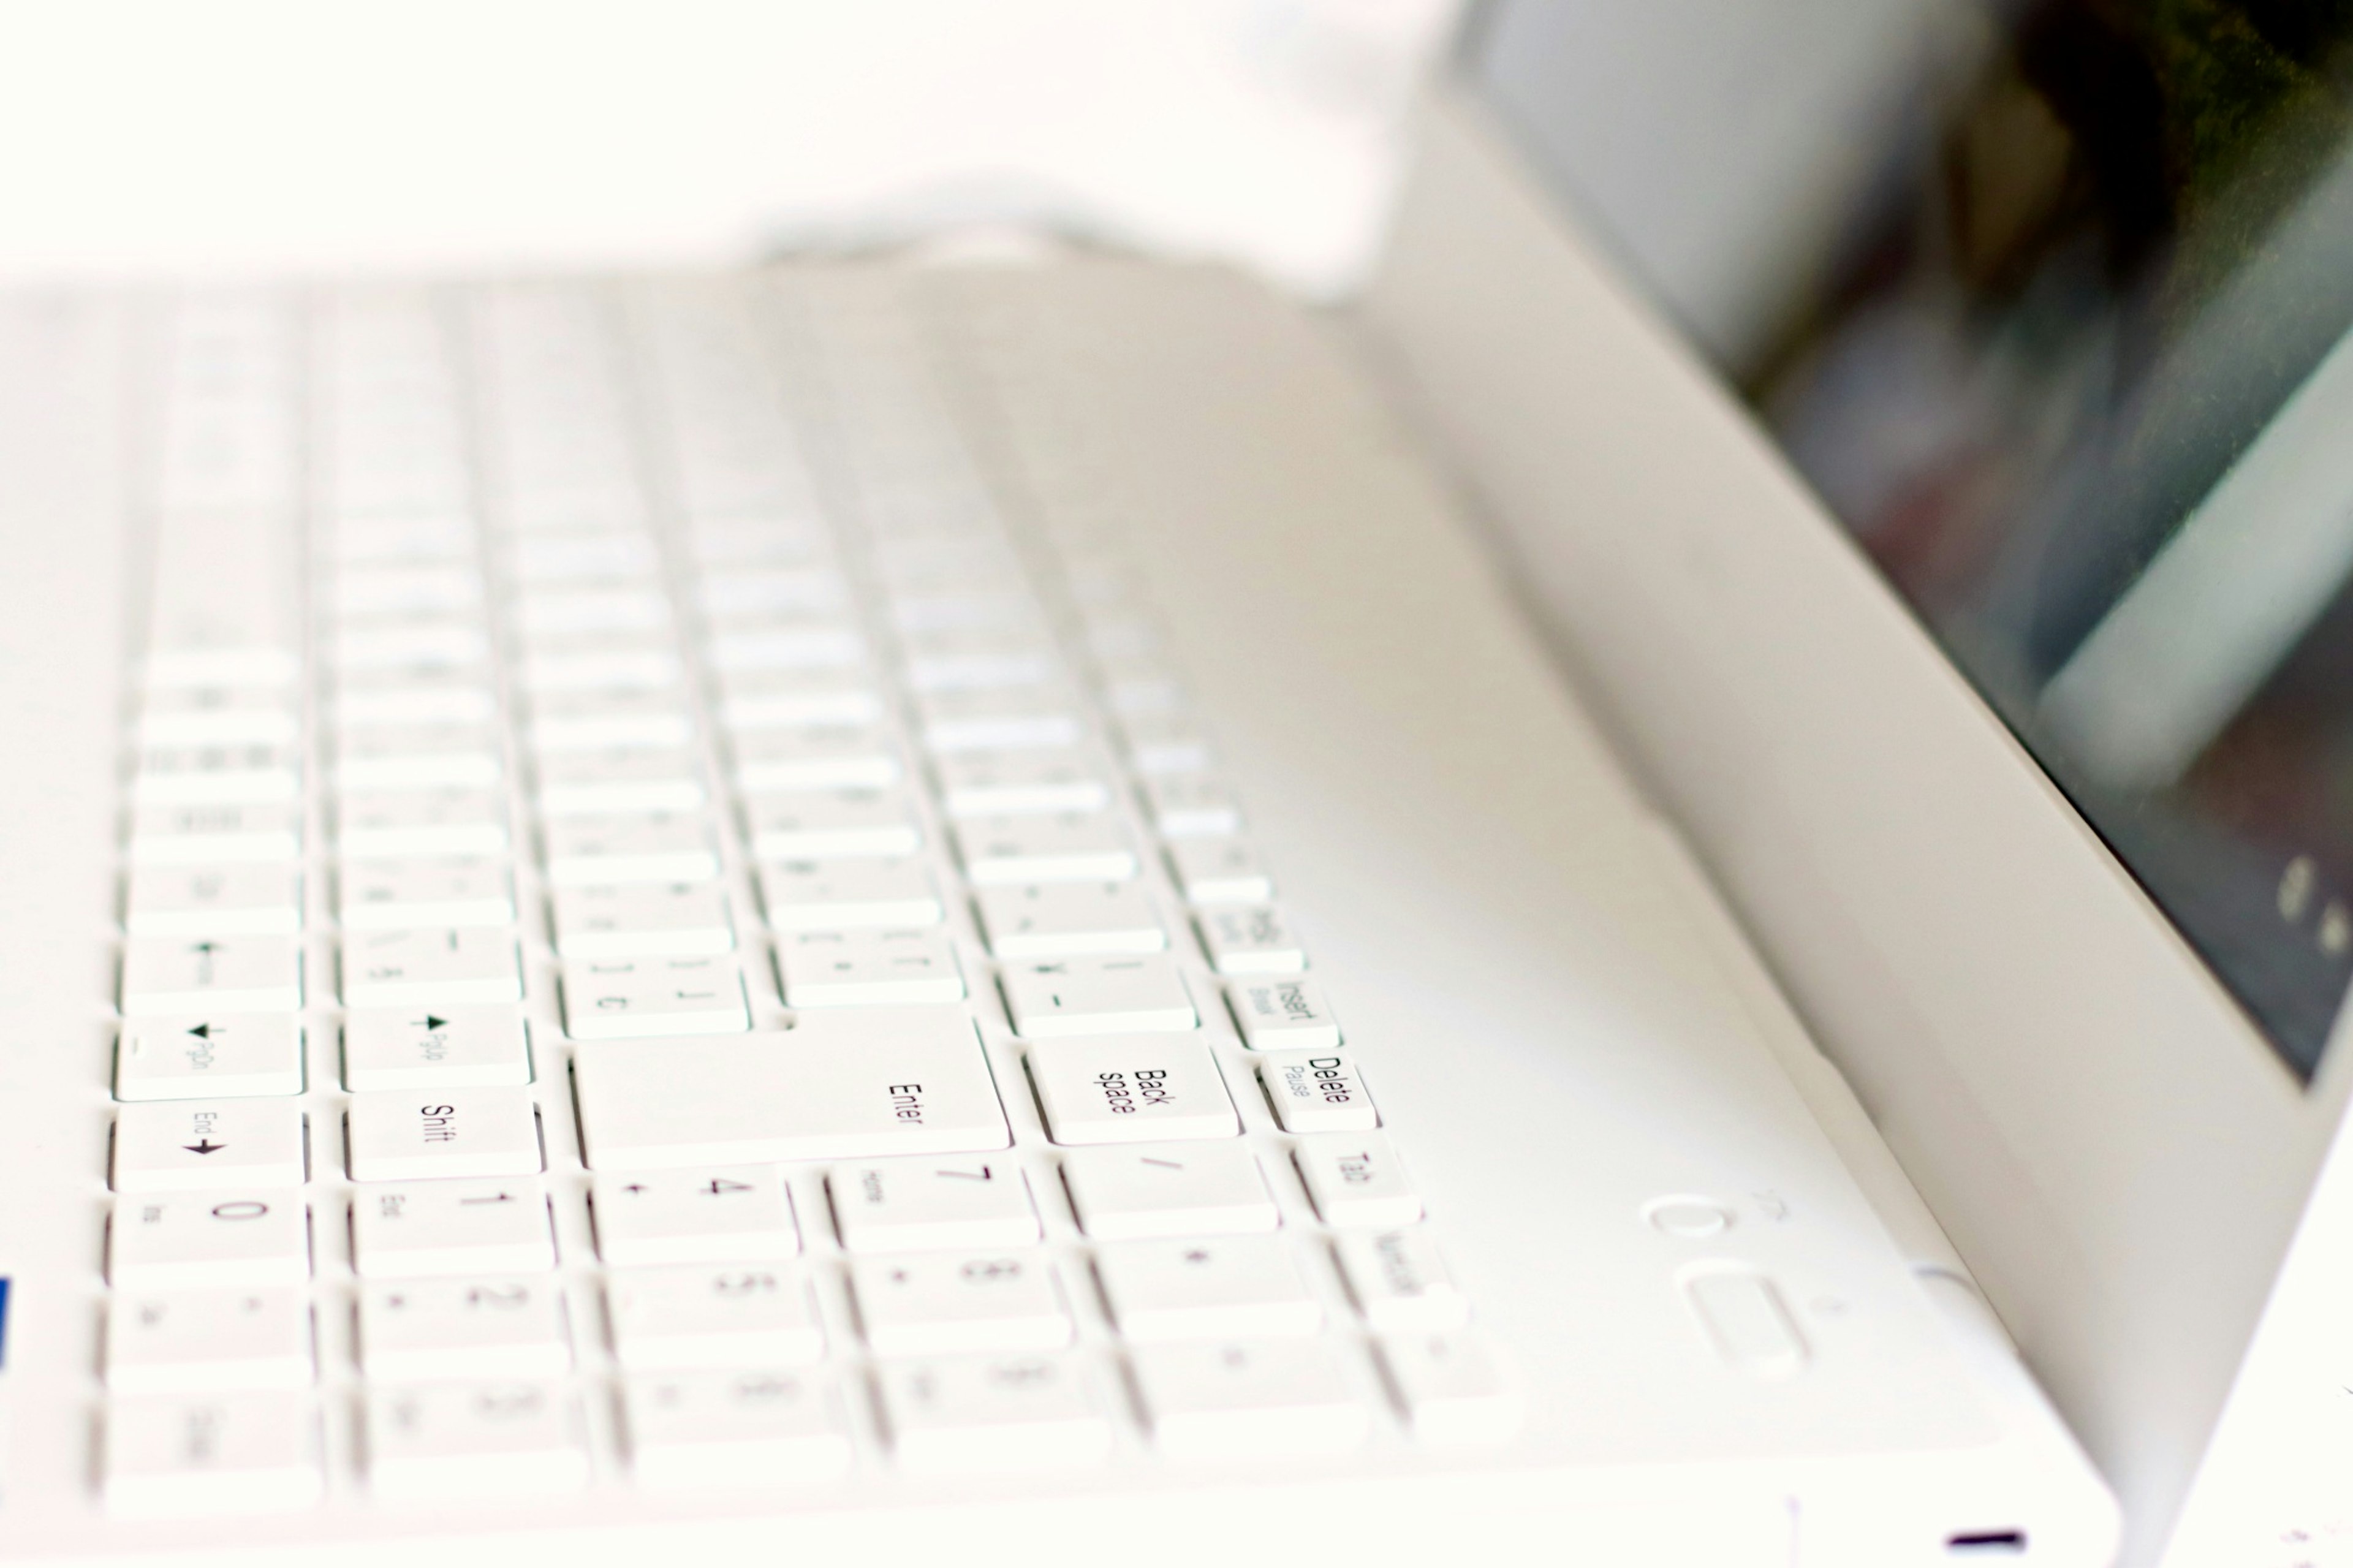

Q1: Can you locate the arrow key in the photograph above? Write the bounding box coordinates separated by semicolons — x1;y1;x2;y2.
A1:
113;1100;307;1193
343;1006;531;1091
116;1014;303;1102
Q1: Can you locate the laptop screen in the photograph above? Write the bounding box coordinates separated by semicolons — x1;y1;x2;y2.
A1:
1467;0;2353;1080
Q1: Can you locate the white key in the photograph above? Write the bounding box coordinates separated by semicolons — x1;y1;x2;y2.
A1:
115;1101;306;1192
732;725;901;792
335;621;488;672
745;789;919;860
346;1087;541;1181
116;1015;304;1101
334;515;474;566
343;1006;532;1090
358;1276;570;1381
933;753;1111;817
1026;1034;1238;1144
103;1392;322;1516
719;685;881;732
339;927;521;1008
1129;1339;1369;1459
903;641;1057;695
607;1265;825;1371
336;747;501;792
561;955;749;1039
850;1252;1071;1355
529;711;694;753
875;1354;1112;1474
336;683;496;727
106;1288;313;1393
350;1179;555;1278
520;648;681;692
337;858;514;930
1335;1230;1469;1333
1059;1144;1278;1239
574;1012;1010;1170
700;567;847;618
1102;661;1186;716
1227;975;1341;1050
1379;1331;1519;1445
510;532;657;582
757;858;942;932
337;789;508;858
128;803;300;865
1000;955;1197;1038
623;1369;851;1488
1143;775;1244;839
542;812;718;886
591;1167;800;1265
137;699;298;748
916;690;1083;754
1195;905;1307;975
131;743;301;806
122;934;302;1017
954;814;1135;885
337;720;495;765
827;1157;1039;1254
535;755;705;816
365;1382;587;1499
1259;1050;1378;1133
144;648;299;690
109;1192;310;1288
332;564;479;618
1093;1235;1322;1342
776;928;964;1007
125;865;300;937
976;882;1164;959
708;624;863;673
551;882;734;959
1118;713;1216;776
889;589;1039;635
1166;838;1273;904
514;586;670;635
1295;1132;1422;1227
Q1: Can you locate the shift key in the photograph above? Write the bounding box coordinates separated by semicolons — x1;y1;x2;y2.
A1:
574;1009;1010;1172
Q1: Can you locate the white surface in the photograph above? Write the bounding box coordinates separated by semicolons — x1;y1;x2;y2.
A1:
0;260;2115;1564
1363;85;2297;1564
0;1;1457;294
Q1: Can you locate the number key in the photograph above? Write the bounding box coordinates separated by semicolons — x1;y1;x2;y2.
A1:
590;1167;800;1266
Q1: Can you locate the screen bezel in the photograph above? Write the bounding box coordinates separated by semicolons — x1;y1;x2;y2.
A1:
1362;67;2353;1561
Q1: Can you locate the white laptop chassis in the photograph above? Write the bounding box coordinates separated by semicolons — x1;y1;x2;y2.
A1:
0;257;2112;1566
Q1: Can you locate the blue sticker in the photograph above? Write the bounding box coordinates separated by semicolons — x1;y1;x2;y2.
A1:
0;1277;10;1369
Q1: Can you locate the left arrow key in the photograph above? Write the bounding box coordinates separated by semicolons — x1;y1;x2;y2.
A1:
114;1100;307;1193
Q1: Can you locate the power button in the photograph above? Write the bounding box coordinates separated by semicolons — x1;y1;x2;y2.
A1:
1684;1269;1807;1377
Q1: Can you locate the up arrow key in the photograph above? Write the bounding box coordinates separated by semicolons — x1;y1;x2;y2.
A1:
113;1100;305;1192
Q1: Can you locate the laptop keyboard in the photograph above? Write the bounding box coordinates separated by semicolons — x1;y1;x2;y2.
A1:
100;275;1513;1514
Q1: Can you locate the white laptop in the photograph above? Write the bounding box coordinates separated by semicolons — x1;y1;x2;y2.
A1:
1;4;2343;1565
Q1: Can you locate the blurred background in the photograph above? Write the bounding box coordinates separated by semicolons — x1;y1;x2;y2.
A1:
0;0;1459;295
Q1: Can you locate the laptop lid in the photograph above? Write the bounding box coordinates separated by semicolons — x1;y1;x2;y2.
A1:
1364;3;2353;1559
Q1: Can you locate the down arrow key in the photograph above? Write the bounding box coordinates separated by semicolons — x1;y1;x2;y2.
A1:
113;1099;306;1194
